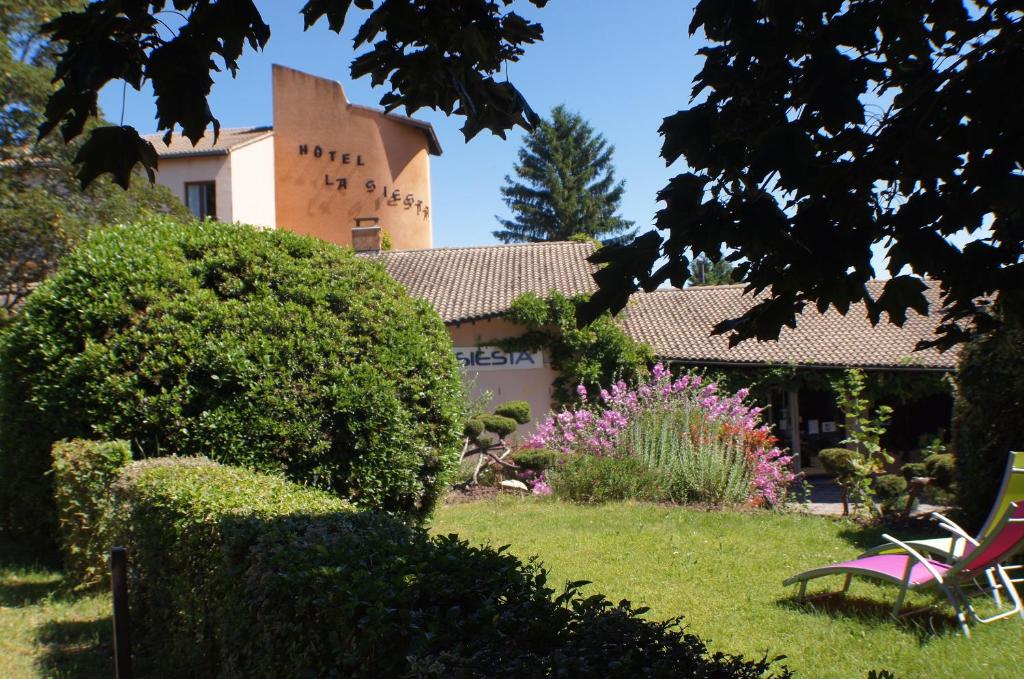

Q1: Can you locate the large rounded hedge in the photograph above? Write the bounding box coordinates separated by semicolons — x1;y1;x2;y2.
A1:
0;217;463;538
952;320;1024;530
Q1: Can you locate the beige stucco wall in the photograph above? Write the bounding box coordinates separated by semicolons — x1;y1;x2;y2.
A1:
153;155;233;222
448;317;558;438
229;136;276;228
272;64;433;249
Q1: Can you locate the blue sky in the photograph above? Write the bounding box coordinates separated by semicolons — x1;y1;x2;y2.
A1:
98;1;704;249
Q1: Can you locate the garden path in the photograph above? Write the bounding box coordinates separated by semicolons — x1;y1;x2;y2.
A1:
798;477;948;516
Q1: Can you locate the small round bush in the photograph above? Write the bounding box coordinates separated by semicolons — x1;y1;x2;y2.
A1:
0;218;463;537
900;462;928;481
818;448;859;476
874;474;907;501
480;414;518;439
463;417;485;439
493;400;531;425
512;448;560;473
924;452;955;488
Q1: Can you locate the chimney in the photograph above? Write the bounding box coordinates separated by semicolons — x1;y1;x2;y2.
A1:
352;217;382;254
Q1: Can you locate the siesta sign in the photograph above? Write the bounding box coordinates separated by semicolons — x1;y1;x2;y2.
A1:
454;346;544;371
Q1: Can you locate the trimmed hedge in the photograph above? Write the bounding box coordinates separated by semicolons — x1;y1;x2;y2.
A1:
952;322;1024;530
0;217;463;538
52;438;133;587
112;458;791;679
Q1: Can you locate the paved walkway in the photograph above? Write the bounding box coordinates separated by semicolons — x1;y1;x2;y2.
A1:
794;477;947;516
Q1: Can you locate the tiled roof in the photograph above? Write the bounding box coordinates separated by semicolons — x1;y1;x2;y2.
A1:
618;282;958;370
372;241;599;323
143;126;274;159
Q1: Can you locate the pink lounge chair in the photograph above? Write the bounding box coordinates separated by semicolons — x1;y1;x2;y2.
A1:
783;501;1024;636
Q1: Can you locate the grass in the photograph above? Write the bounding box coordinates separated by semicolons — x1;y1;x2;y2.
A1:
3;500;1020;678
0;538;111;679
432;497;1024;679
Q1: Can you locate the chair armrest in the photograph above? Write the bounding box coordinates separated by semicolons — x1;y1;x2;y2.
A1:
882;533;946;584
930;512;981;547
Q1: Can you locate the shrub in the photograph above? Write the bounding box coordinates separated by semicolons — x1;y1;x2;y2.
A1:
500;291;653;405
952;321;1024;530
480;413;519;438
512;448;560;473
493;399;531;424
873;474;908;515
51;439;132;587
113;458;792;679
548;455;663;503
532;364;794;506
0;217;463;538
924;452;955;488
626;407;754;505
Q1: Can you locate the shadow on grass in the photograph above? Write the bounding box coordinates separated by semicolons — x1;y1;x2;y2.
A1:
36;616;113;679
835;516;945;552
777;593;962;644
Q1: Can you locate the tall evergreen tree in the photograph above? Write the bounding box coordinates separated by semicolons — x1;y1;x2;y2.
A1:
494;105;634;245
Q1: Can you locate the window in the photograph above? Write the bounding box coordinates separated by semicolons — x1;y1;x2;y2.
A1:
185;181;216;219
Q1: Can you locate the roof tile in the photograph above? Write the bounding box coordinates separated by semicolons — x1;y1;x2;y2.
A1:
372;241;598;324
618;283;958;370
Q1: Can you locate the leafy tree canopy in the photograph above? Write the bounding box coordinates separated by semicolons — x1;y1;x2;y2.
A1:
1;0;187;317
494;105;635;245
37;1;1024;350
37;0;547;189
586;0;1024;350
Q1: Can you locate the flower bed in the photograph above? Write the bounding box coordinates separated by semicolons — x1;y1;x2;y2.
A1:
528;364;794;506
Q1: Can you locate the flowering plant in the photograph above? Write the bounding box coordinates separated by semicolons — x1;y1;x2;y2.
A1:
528;364;794;505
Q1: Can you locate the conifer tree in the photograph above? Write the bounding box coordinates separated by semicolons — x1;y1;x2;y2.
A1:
689;255;737;286
494;105;634;245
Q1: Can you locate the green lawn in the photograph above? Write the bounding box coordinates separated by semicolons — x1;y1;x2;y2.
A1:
0;539;111;679
432;497;1023;679
4;500;1021;678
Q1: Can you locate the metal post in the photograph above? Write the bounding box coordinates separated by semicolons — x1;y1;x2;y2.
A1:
110;547;134;679
787;389;802;475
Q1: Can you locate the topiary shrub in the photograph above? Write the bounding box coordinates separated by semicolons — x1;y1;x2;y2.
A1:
112;458;791;679
512;447;560;473
924;452;955;488
952;321;1024;530
51;438;132;588
458;401;533;486
493;399;531;425
0;217;463;539
873;474;908;516
479;413;518;439
818;448;864;516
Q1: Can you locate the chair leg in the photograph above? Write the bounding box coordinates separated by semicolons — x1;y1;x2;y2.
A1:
798;579;808;601
985;568;1004;609
940;584;972;638
842;573;852;593
892;584;908;617
970;566;1024;625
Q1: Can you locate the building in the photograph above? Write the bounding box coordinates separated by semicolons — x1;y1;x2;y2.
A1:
617;283;958;472
145;65;441;250
376;240;958;468
374;240;598;426
140;63;958;468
